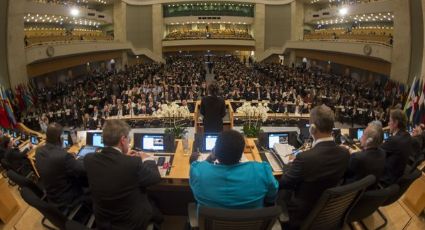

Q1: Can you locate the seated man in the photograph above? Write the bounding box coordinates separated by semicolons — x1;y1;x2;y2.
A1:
84;120;162;229
190;130;278;209
35;123;87;210
279;105;350;229
345;122;385;187
2;136;32;175
380;109;413;186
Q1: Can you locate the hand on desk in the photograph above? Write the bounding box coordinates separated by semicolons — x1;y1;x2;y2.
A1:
127;150;154;161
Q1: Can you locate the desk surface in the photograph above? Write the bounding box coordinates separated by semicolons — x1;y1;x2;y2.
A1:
26;129;362;181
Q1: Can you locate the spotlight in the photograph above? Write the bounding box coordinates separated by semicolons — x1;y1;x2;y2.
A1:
338;7;348;16
70;8;80;17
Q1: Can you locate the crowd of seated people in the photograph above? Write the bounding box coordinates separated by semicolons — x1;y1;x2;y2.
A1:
18;55;403;132
164;28;253;40
32;0;90;8
24;27;113;47
304;27;393;45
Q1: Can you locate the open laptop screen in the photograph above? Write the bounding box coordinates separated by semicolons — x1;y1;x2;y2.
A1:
268;133;289;149
204;134;219;152
77;146;98;159
142;134;165;151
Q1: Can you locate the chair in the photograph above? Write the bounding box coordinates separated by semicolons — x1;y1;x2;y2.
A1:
20;187;94;230
347;184;399;230
407;154;424;173
375;169;422;229
6;170;45;199
299;175;376;230
188;203;282;230
20;187;68;230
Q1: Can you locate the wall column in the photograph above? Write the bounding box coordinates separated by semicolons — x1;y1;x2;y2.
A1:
113;1;127;42
152;4;163;59
390;0;411;84
253;4;265;60
0;0;9;87
291;0;304;41
7;0;27;88
421;0;425;80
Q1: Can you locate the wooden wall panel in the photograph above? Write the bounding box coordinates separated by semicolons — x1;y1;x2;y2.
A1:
294;49;391;75
27;51;122;77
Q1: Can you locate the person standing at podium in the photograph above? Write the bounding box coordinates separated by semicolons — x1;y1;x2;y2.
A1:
200;81;226;133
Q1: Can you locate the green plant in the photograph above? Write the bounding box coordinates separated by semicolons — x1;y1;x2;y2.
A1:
242;123;263;138
165;125;188;139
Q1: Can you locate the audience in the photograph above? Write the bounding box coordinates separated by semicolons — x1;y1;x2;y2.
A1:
35;123;87;211
380;109;413;186
344;122;385;187
190;130;278;209
164;29;253;40
19;55;401;132
278;105;350;229
84;120;162;229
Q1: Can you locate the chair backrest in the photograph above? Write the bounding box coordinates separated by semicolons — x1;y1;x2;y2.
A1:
20;187;67;230
1;158;12;171
347;184;399;222
198;206;281;230
6;170;44;198
301;175;376;230
383;169;422;205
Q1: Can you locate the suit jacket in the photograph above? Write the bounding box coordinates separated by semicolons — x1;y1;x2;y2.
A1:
35;143;86;208
279;141;350;228
4;148;30;173
200;96;226;133
84;147;161;230
380;130;413;185
345;148;386;187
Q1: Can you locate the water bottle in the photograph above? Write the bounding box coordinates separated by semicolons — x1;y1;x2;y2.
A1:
183;133;189;155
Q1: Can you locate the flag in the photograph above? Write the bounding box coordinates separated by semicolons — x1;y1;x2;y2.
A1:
404;77;418;123
0;100;11;128
3;98;16;126
15;85;25;111
0;84;17;127
22;84;34;108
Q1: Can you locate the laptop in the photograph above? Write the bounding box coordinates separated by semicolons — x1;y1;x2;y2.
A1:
203;133;219;153
383;131;390;141
141;134;165;152
62;130;73;148
86;132;104;147
20;132;28;141
12;130;19;138
76;146;98;159
268;133;289;149
30;135;39;145
356;128;364;140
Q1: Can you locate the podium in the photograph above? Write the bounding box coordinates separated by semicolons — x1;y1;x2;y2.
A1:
194;100;234;134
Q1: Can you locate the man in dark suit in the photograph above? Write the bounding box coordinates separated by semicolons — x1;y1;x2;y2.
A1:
200;81;226;133
380;109;413;186
345;122;386;186
279;105;350;229
84;120;162;230
35;123;87;210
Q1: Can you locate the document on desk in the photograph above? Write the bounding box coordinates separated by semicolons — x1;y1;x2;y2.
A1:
273;143;295;165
